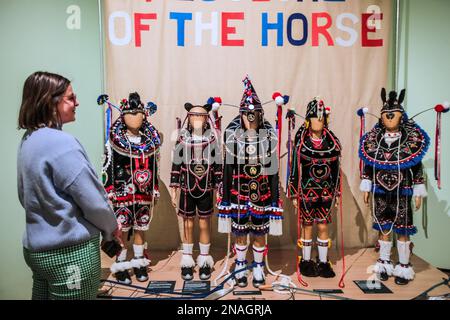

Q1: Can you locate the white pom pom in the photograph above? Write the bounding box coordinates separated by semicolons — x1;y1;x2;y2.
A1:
363;107;369;114
275;96;285;106
443;101;450;110
212;102;220;112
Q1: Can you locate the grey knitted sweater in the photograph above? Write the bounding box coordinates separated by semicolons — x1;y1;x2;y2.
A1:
17;127;117;252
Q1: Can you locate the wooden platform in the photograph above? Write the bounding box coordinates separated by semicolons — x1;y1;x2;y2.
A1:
100;248;449;300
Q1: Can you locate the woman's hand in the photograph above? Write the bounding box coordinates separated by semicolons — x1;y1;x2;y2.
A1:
292;199;298;209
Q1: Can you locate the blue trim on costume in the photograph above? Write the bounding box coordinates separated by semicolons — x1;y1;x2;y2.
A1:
372;223;417;236
394;226;417;236
359;123;430;170
373;186;413;196
218;212;284;220
372;222;393;232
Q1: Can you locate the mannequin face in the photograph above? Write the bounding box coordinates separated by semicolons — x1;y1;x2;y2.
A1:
242;111;260;131
124;112;144;132
381;111;402;132
309;117;325;132
188;106;208;131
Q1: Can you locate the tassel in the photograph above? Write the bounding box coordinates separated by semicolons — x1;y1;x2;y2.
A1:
218;216;231;233
338;168;346;288
277;105;283;160
357;107;368;179
269;218;282;236
434;102;449;189
286;109;296;196
105;106;112;144
435;110;442;189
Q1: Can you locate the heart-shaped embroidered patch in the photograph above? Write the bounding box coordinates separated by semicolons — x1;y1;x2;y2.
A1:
134;170;151;186
376;171;403;191
310;164;331;181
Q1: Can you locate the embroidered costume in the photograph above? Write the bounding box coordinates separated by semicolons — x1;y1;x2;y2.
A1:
217;76;284;288
103;103;161;232
170;127;222;219
359;88;429;285
288;98;342;279
101;92;161;284
170;101;222;281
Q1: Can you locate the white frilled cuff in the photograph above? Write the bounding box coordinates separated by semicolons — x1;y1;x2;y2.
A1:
413;184;427;198
359;179;372;192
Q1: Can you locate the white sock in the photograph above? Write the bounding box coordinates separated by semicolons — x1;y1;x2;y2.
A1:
301;239;312;261
133;244;144;258
235;244;248;261
199;243;211;256
378;240;392;262
317;238;329;263
117;249;127;262
234;244;248;279
183;243;194;256
253;245;265;263
397;240;411;265
181;243;195;268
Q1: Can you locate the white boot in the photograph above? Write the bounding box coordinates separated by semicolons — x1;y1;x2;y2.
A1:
394;240;415;284
373;240;394;280
252;245;266;288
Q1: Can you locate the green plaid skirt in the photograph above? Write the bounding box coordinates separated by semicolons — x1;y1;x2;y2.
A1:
23;235;101;300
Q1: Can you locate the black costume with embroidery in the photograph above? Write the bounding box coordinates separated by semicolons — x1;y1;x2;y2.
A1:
218;116;282;235
359;121;429;235
170;127;222;218
103;110;161;232
288;98;342;226
289;123;342;226
218;77;283;236
359;90;430;236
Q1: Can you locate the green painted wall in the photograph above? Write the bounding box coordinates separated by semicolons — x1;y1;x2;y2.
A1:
0;0;448;300
397;0;450;269
0;0;103;299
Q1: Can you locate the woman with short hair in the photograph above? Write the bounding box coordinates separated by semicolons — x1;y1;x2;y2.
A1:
17;71;120;300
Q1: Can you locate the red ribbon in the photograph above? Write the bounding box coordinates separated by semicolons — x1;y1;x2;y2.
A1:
337;168;346;289
435;112;442;189
359;115;365;178
277;105;283;160
296;133;309;287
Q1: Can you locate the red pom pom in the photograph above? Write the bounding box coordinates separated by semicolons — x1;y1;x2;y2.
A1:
272;92;282;100
435;104;445;113
214;97;222;104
